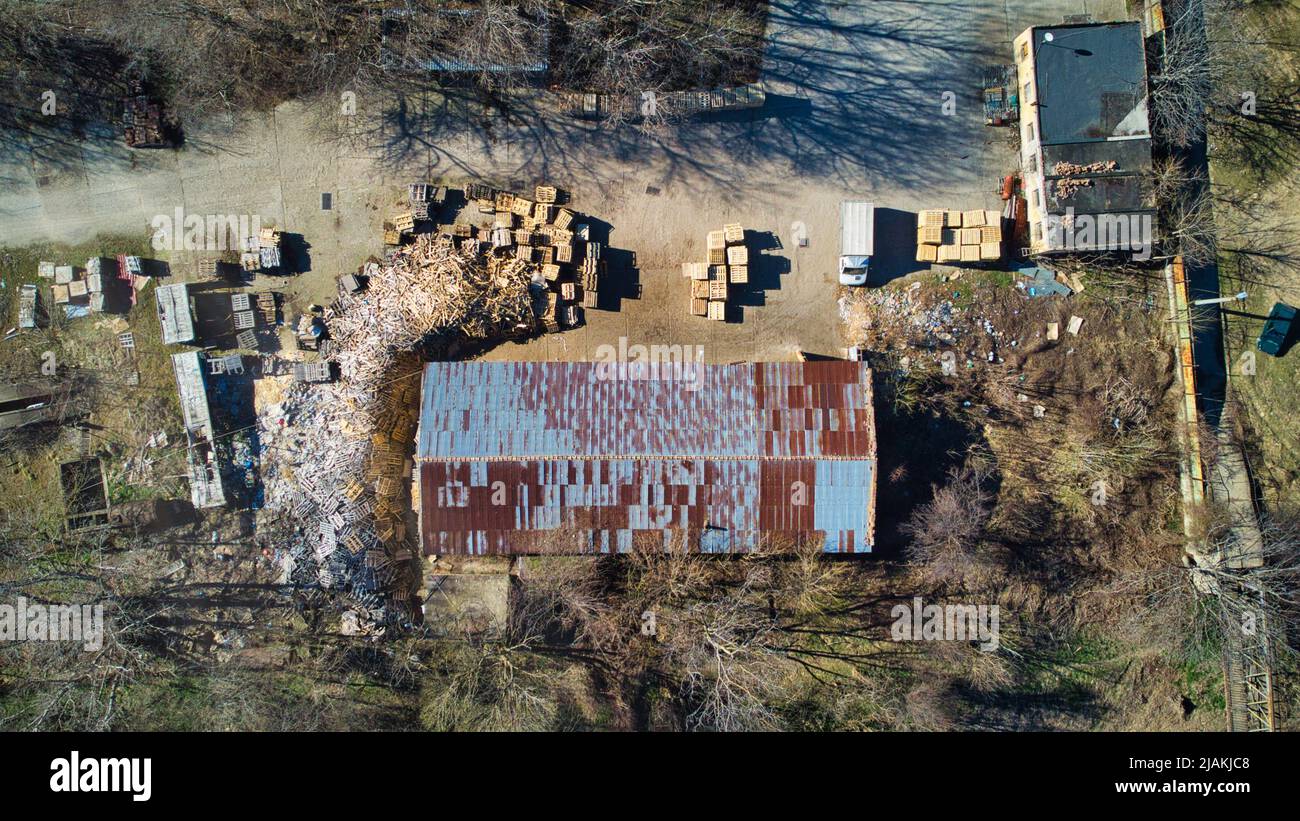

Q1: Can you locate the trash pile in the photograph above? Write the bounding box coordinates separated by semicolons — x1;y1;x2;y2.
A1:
841;280;1036;377
257;233;542;628
841;283;963;350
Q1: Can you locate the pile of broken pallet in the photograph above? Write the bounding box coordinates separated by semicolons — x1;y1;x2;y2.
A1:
464;182;594;333
682;223;746;321
916;209;1003;264
384;184;450;244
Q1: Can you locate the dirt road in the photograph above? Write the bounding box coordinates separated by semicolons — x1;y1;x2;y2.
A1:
0;0;1127;362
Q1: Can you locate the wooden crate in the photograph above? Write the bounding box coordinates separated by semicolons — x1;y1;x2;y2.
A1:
723;223;745;243
582;290;599;308
707;300;726;321
706;230;726;250
979;241;1002;260
689;262;709;280
494;211;514;228
393;212;415;233
960;245;980;262
52;284;70;304
534;203;552;223
980;225;1002;242
511;197;534;217
514;229;534;246
962;209;986;228
960;228;981;245
554;209;574;230
709;264;727;281
556;243;573;263
691;279;710;299
917;226;943;245
542;264;561;281
709;279;728;300
945;210;962;228
538;246;555;265
561;282;576;300
535;185;557;204
920;209;945;228
937;245;960;263
494;192;515;212
916;244;939;263
691;297;709;316
729;265;748;284
708;247;726;265
726;245;748;266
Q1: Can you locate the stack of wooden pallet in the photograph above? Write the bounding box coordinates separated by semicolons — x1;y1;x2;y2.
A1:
483;184;589;331
682;223;745;320
916;209;1002;263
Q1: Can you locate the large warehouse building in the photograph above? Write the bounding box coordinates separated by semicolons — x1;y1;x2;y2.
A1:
415;360;876;555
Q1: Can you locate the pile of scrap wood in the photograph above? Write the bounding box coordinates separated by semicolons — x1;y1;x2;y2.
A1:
916;209;1003;264
682;223;745;320
258;230;550;624
1050;160;1117;200
329;233;537;382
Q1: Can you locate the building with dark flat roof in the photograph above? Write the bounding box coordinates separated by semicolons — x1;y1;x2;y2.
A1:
415;361;876;555
1014;21;1156;254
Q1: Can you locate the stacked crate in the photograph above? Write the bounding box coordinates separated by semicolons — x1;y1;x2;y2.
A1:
681;224;745;320
916;208;1003;263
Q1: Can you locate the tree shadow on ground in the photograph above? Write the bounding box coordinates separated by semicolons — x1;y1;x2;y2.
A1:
869;366;985;557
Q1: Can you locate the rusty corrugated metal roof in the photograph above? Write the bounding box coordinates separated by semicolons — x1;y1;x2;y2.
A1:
417;362;875;555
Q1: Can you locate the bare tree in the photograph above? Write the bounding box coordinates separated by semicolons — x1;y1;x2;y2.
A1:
902;464;996;587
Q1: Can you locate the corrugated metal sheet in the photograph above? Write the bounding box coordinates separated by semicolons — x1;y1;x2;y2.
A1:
417;362;875;555
156;283;195;345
